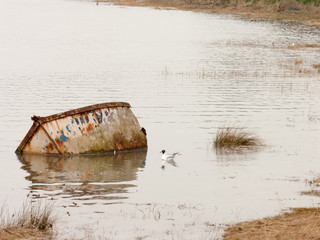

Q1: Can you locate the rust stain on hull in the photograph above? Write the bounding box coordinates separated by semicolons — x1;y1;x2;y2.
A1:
16;102;147;155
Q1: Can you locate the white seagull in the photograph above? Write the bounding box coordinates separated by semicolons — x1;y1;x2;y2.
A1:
160;150;181;168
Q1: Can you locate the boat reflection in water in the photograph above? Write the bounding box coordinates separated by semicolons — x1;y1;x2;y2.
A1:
17;151;147;202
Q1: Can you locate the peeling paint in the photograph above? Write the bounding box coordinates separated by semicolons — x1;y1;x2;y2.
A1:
95;111;103;124
80;117;85;125
16;102;147;155
66;124;71;133
59;130;69;142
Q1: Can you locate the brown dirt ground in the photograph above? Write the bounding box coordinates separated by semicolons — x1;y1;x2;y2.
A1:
97;0;320;27
223;176;320;240
222;208;320;240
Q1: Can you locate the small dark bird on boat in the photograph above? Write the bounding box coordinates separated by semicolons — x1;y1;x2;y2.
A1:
141;127;147;135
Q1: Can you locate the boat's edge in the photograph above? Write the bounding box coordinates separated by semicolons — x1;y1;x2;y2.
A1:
15;121;40;154
36;102;131;124
16;146;148;157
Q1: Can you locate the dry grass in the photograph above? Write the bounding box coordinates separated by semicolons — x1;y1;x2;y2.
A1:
302;190;320;196
278;0;301;11
223;176;320;240
302;176;320;197
214;127;262;149
277;58;320;77
288;43;320;49
223;208;320;240
294;59;303;65
313;63;320;69
0;198;56;240
97;0;320;27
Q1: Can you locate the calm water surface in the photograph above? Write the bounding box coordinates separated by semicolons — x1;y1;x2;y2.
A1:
0;0;320;238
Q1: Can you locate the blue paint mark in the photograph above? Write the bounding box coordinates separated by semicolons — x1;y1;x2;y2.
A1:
57;131;59;134
66;125;71;133
95;111;103;124
42;146;48;151
80;117;85;125
85;115;89;123
59;130;69;142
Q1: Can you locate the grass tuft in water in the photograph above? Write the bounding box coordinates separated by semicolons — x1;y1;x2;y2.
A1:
313;63;320;69
214;126;262;149
0;198;56;231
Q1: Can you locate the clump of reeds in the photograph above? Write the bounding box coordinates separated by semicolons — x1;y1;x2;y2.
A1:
0;198;56;231
313;64;320;69
278;0;301;11
288;43;320;50
214;126;262;149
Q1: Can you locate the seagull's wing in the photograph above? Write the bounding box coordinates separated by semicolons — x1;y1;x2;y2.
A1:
166;159;177;167
167;152;180;160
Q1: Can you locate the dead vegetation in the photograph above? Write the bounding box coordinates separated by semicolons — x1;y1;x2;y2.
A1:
97;0;320;26
223;208;320;240
302;176;320;197
278;57;320;77
0;198;56;240
313;63;320;73
278;0;301;11
288;43;320;49
214;127;262;149
302;190;320;196
223;176;320;240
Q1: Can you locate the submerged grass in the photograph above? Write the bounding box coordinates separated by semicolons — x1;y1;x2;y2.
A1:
313;63;320;69
288;43;320;49
214;126;261;149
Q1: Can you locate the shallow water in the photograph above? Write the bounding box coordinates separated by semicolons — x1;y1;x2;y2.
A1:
0;0;320;238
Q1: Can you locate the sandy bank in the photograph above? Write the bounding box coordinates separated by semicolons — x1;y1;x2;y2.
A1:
223;208;320;240
223;177;320;240
96;0;320;27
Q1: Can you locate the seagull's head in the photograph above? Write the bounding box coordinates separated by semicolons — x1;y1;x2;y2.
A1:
160;150;165;154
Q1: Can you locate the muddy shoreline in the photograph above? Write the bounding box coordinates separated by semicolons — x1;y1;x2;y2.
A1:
223;177;320;239
223;208;320;240
96;0;320;27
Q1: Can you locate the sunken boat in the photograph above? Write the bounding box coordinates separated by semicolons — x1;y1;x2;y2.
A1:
16;102;147;155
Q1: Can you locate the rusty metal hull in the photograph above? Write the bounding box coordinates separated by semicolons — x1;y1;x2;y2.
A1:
16;102;147;155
